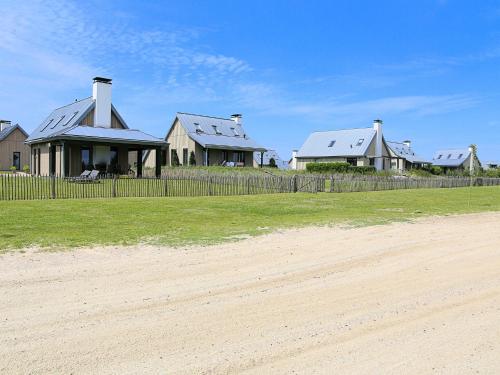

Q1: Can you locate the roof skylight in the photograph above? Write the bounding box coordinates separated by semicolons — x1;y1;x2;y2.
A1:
447;154;452;159
356;138;364;146
64;112;78;126
40;119;54;132
51;115;66;129
437;155;443;159
458;153;463;158
194;122;203;133
231;127;240;136
212;125;222;135
328;140;336;147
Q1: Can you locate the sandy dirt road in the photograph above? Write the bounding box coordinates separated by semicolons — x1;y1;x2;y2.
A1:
1;213;500;374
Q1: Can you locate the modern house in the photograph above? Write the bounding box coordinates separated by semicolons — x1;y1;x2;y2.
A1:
148;112;266;167
431;147;480;172
292;120;391;171
25;77;167;177
483;161;500;170
386;140;429;171
253;150;289;169
0;120;30;171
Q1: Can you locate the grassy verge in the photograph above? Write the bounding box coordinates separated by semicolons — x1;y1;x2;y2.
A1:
1;186;500;251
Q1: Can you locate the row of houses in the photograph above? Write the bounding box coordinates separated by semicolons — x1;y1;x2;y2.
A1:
0;77;491;176
289;119;481;172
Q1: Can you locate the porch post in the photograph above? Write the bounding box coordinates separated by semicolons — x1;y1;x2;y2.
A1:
60;142;66;177
204;148;209;166
155;147;161;178
136;149;143;178
260;151;264;168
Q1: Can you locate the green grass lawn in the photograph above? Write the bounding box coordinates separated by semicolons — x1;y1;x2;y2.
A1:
1;186;500;252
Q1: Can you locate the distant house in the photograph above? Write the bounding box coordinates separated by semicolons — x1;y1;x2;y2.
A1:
386;140;429;171
148;113;266;167
292;120;391;171
431;148;480;172
0;120;30;171
25;77;167;177
483;161;500;170
253;150;289;169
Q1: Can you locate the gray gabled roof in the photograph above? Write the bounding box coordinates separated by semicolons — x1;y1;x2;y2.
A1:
253;150;289;169
432;148;471;167
26;97;95;143
387;141;429;164
297;128;376;158
173;112;266;151
60;126;165;145
0;124;28;141
26;97;131;144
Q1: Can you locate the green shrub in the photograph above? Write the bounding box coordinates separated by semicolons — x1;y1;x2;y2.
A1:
269;157;277;168
306;162;375;174
22;165;30;173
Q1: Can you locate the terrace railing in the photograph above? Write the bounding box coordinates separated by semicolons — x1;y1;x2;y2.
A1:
1;173;499;201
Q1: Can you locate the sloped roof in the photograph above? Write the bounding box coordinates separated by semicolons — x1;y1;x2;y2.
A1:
26;97;165;146
432;148;471;167
0;124;28;141
296;128;376;158
253;150;289;169
386;141;429;164
174;112;266;151
61;126;165;145
26;97;94;143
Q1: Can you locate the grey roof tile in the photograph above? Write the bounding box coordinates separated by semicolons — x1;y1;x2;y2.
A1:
62;126;165;145
175;112;266;151
0;124;28;141
432;148;471;167
297;128;376;158
386;141;429;164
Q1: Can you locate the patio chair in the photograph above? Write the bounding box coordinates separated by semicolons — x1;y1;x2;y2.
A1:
67;170;91;182
76;169;100;184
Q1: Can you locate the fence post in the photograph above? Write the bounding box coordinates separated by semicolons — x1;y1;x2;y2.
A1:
164;176;168;196
50;175;56;199
329;176;334;193
208;176;213;196
293;175;298;193
112;176;117;198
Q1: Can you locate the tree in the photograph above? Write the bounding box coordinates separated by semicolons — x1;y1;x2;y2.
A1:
189;151;196;166
469;144;479;175
269;157;277;168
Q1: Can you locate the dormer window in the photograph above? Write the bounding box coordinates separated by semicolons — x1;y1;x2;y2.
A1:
231;127;240;136
356;138;364;146
212;125;222;135
194;122;203;133
328;140;336;147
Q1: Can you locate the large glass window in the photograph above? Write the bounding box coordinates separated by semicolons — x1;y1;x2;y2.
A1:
81;148;91;172
110;147;118;173
182;148;188;165
13;152;20;170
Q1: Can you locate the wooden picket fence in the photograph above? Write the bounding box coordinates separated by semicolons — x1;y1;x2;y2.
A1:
1;173;499;201
0;173;323;201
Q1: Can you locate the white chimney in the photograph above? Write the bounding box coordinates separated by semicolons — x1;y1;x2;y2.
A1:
92;77;112;128
469;146;474;173
0;120;12;132
231;114;242;125
291;150;298;170
373;119;383;171
403;140;411;148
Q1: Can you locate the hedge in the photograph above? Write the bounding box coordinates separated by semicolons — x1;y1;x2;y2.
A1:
306;162;376;174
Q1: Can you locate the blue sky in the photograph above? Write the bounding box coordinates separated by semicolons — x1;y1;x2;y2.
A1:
1;0;499;161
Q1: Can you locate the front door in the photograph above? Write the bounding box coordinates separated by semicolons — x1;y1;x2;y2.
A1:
13;152;20;170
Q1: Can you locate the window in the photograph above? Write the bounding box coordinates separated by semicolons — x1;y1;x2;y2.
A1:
212;125;222;135
328;140;336;147
437;155;443;159
182;148;188;165
233;151;245;164
458;154;463;159
346;158;357;166
356;138;364;146
40;119;54;132
194;122;203;133
81;148;91;172
222;150;228;162
64;112;79;126
12;152;20;170
369;158;375;166
231;127;240;136
161;150;167;166
447;154;452;159
51;115;65;129
110;147;118;173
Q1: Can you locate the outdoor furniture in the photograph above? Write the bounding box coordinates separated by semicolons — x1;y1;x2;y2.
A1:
74;170;101;184
67;170;91;182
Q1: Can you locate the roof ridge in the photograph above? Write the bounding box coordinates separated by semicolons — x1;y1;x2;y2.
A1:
309;127;374;134
52;96;92;111
177;112;233;121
